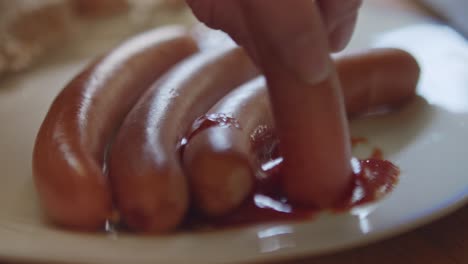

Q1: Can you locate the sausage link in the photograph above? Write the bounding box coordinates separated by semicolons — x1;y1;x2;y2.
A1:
337;48;420;116
108;47;258;233
183;77;271;216
33;26;198;230
183;48;420;215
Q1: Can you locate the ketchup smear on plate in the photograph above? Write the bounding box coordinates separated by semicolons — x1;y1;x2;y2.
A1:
181;114;400;229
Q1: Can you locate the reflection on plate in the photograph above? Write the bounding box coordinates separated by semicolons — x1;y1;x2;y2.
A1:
0;4;467;264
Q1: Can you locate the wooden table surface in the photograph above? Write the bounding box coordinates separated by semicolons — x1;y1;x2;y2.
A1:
1;1;466;264
278;205;468;264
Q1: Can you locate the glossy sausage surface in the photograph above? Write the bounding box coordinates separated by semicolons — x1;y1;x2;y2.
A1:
184;48;420;215
337;48;420;116
183;77;271;216
108;47;258;233
33;26;198;230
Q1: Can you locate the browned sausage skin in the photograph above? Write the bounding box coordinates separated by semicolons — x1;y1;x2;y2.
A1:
183;49;420;216
337;48;420;116
183;77;271;216
108;47;258;233
33;26;198;230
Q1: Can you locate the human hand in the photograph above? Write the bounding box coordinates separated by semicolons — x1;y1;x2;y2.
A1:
187;0;363;207
187;0;362;83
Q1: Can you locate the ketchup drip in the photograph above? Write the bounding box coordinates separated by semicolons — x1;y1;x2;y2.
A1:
178;113;240;155
370;148;384;159
334;158;399;210
182;115;400;229
351;135;384;160
351;137;368;146
189;145;398;228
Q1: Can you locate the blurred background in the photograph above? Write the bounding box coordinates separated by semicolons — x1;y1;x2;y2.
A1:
0;0;187;77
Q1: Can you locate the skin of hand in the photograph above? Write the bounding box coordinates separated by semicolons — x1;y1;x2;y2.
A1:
186;0;363;83
186;0;363;207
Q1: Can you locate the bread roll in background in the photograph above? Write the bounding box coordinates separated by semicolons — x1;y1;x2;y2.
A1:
71;0;129;17
0;0;74;76
0;0;188;78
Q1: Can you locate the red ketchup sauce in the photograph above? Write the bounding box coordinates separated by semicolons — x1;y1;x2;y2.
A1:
178;113;240;156
181;114;400;229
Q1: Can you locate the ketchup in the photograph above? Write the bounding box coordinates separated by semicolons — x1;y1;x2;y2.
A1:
178;113;240;152
351;137;368;146
181;115;400;229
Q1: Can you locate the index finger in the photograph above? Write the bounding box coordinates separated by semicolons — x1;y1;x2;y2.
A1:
239;0;353;207
240;0;331;83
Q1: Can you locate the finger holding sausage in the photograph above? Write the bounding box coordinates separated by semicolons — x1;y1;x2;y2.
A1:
108;47;258;233
183;48;420;216
238;1;353;209
32;26;198;230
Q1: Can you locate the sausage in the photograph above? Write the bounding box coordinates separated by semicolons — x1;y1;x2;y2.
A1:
183;77;271;216
337;48;420;116
108;47;258;233
32;26;199;230
183;48;420;215
234;3;352;208
268;70;352;208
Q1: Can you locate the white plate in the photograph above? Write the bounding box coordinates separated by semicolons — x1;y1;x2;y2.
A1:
0;4;467;264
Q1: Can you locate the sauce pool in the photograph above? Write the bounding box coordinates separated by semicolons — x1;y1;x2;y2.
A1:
186;150;399;229
182;115;400;229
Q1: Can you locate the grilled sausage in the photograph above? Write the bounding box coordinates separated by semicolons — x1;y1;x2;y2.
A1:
183;48;419;215
108;47;258;233
33;26;198;230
